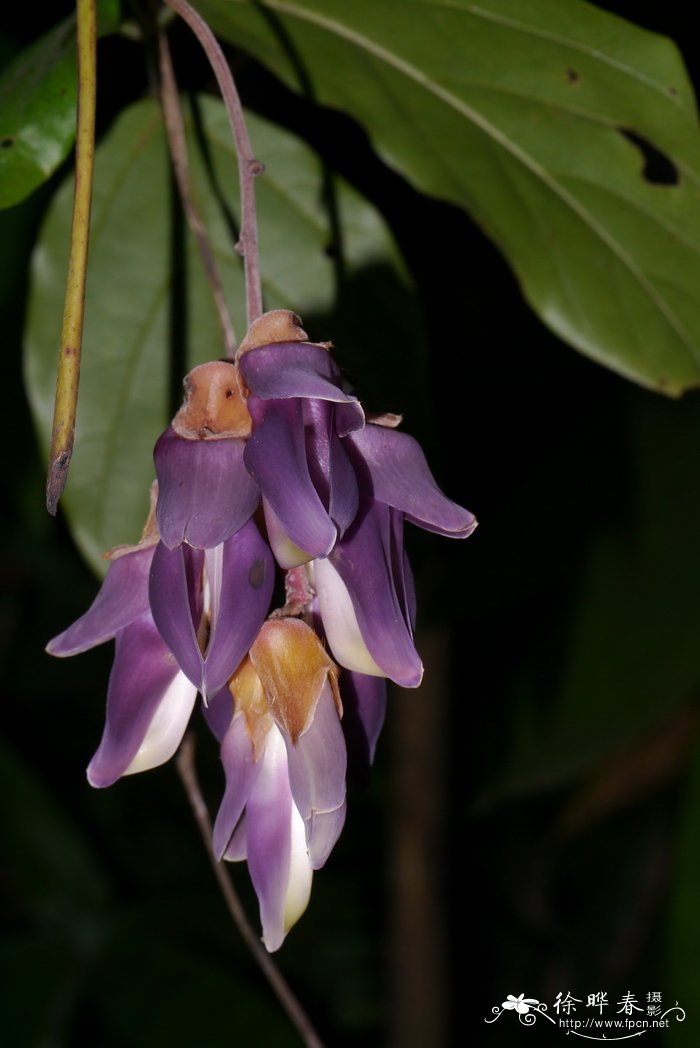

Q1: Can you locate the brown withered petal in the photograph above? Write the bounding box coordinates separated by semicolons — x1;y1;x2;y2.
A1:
249;619;340;744
229;656;273;761
236;308;309;357
172;361;252;439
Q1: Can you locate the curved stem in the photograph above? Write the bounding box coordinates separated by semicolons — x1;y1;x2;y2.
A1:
175;733;325;1048
158;30;237;357
46;0;97;514
162;0;264;326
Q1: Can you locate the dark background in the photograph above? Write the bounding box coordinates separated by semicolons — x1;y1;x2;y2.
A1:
2;2;700;1045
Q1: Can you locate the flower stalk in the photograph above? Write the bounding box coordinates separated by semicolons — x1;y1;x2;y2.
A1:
176;733;326;1048
158;29;237;357
162;0;264;326
46;0;97;515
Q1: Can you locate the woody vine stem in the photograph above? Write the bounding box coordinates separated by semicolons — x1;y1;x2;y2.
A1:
46;0;96;514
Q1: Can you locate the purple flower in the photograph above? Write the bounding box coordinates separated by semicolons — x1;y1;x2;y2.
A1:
148;518;275;698
153;360;259;550
206;619;346;950
239;340;364;567
46;531;199;786
237;312;477;687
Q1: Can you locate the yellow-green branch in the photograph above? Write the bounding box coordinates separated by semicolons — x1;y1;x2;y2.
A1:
46;0;97;515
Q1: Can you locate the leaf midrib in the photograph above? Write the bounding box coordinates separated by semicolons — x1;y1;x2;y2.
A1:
232;0;699;368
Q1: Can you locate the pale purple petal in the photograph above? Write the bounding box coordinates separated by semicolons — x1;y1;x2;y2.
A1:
86;615;187;787
341;672;387;769
325;501;423;688
239;341;359;404
202;685;234;743
262;499;313;569
202;521;275;696
223;813;247;861
306;804;346;872
149;542;204;689
154;427;259;549
212;712;265;860
313;558;384;678
246;729;312;951
47;547;153;656
281;682;347;869
244;399;336;558
123;671;198;776
347;425;477;537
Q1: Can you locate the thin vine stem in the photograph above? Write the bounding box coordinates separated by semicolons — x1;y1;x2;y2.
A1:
158;30;237;357
46;0;97;514
175;733;326;1048
162;0;264;327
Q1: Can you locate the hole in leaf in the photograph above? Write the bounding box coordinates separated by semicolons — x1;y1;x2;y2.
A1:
619;128;679;186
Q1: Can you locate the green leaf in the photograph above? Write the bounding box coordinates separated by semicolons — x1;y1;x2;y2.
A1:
193;0;700;394
0;17;77;209
25;97;418;573
0;4;122;211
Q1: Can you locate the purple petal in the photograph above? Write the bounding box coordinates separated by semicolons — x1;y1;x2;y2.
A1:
347;425;477;537
202;685;234;743
322;500;423;687
202;521;275;696
246;729;312;951
262;499;313;569
313;558;385;678
154;427;259;549
244;399;336;558
390;506;417;633
86;616;196;787
281;682;347;869
223;813;247;861
212;712;265;860
303;400;359;538
341;672;387;769
47;546;153;656
335;400;365;437
239;341;359;404
149;542;205;689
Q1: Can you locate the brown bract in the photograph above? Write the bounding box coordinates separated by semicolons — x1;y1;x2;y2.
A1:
236;308;309;356
172;361;252;439
229;656;273;761
250;619;341;744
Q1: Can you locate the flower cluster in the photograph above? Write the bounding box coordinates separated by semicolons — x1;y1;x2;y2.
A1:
48;310;476;950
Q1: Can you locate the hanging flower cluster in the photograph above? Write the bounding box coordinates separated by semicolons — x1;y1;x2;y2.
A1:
47;310;477;950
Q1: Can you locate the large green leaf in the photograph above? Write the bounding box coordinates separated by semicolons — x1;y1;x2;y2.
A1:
25;97;418;573
0;3;120;210
193;0;700;394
